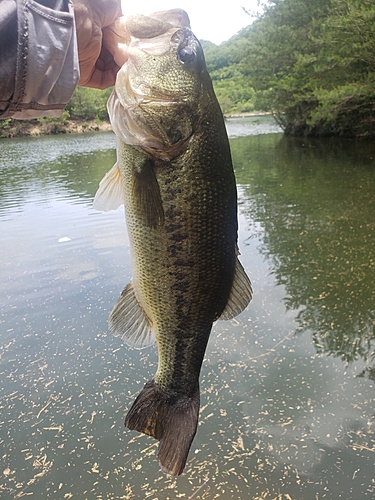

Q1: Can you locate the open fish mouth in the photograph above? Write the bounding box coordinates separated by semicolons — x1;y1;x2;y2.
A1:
125;9;191;39
113;9;193;61
109;18;202;154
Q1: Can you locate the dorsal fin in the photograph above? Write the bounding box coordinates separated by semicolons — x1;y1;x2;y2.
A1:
219;252;252;321
93;163;124;212
109;282;155;349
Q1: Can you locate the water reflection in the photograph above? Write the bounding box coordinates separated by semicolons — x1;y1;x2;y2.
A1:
225;115;282;138
232;134;375;378
1;124;375;499
0;132;116;216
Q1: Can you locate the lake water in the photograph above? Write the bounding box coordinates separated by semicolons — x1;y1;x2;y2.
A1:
1;116;375;499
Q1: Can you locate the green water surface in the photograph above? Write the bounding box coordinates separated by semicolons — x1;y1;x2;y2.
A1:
1;118;375;499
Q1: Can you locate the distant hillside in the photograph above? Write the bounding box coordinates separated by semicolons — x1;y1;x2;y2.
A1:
201;33;261;115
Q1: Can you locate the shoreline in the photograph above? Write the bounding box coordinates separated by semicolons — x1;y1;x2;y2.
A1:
224;111;272;118
0;119;112;139
1;112;272;139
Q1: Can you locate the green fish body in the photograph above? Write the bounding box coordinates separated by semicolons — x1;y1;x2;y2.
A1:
94;9;252;476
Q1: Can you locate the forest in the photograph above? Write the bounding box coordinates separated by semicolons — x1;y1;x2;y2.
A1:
1;0;374;138
205;0;375;138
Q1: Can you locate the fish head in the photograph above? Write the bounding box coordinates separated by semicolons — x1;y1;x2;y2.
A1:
108;10;210;157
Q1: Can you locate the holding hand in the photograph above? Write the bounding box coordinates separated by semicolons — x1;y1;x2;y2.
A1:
73;0;124;88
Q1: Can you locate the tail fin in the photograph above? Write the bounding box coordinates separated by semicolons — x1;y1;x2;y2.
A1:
125;380;200;476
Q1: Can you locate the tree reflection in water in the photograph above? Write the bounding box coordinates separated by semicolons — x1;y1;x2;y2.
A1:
232;133;375;378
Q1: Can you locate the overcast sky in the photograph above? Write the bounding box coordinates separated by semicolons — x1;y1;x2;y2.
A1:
120;1;259;44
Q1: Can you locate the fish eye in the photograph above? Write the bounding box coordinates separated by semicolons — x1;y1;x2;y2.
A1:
178;47;195;64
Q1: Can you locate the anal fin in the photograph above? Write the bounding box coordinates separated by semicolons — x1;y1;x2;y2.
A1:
109;282;155;349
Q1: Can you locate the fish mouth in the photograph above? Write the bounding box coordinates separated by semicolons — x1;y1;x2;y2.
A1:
113;9;201;107
125;9;191;39
115;9;191;65
109;10;200;156
105;9;197;87
116;30;194;107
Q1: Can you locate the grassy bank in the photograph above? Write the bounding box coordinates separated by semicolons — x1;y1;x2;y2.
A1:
0;117;112;139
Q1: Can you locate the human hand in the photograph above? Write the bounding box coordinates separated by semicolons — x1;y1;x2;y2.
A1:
73;0;123;88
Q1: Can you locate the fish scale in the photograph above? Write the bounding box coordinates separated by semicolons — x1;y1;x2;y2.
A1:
119;133;235;387
93;8;252;476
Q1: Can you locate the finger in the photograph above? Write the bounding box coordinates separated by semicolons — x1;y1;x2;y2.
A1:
79;47;120;88
102;17;129;68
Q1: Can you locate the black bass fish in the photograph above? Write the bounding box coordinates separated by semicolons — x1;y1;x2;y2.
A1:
94;9;252;476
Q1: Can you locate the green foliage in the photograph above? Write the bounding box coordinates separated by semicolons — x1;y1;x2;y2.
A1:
213;75;256;114
0;118;12;128
205;0;375;136
65;86;112;121
239;0;375;137
38;110;70;125
0;87;112;137
203;35;252;73
203;35;262;113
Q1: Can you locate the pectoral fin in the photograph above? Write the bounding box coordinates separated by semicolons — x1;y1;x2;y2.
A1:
219;252;252;321
132;159;164;228
93;163;124;212
109;282;155;348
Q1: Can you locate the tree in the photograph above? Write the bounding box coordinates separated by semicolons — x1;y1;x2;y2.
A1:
242;0;375;137
65;87;112;121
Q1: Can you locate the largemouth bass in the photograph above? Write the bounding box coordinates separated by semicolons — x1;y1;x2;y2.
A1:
94;9;252;476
